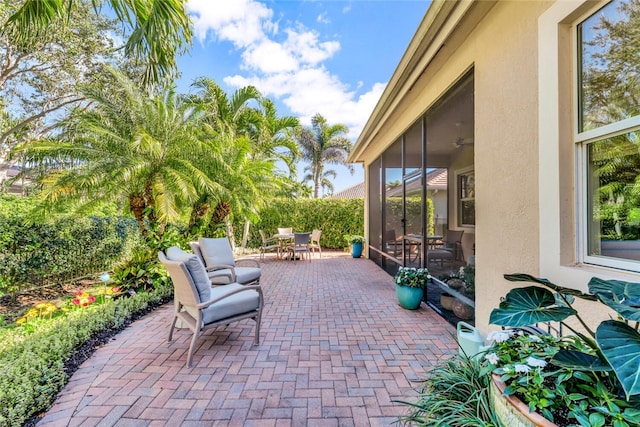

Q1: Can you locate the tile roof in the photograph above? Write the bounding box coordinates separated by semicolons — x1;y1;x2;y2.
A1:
330;181;365;198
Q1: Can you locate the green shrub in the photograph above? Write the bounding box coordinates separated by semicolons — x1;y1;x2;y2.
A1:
0;275;172;427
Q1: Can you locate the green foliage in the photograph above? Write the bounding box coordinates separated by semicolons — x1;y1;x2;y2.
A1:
487;273;640;425
0;279;172;427
396;354;501;426
492;274;640;399
0;194;141;297
233;197;364;249
385;196;435;237
484;330;640;426
394;267;431;288
344;235;365;244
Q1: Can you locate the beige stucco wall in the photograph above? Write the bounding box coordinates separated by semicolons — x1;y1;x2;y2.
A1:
355;0;640;336
356;1;553;334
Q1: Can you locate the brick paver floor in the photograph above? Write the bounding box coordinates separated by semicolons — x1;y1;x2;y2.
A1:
38;251;457;426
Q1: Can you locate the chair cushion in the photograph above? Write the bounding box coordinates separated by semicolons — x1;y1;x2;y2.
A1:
166;246;211;301
199;237;235;267
190;283;260;325
234;267;261;284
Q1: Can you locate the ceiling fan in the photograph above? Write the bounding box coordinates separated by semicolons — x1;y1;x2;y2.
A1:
452;121;474;148
453;137;474;148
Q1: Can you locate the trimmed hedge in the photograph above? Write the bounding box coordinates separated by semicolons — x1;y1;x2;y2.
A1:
0;195;142;296
234;198;365;249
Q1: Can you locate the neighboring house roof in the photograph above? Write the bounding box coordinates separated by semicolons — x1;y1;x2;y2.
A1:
333;168;447;199
330;182;365;199
386;168;448;197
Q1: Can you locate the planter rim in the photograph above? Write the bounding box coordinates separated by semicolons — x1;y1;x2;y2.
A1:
491;374;557;427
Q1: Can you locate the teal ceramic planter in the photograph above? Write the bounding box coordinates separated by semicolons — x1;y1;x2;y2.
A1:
395;284;424;310
351;242;363;258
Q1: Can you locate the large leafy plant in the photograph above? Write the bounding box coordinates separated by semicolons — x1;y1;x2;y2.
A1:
490;273;640;400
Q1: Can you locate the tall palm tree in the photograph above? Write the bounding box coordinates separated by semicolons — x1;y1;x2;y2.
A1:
250;98;300;175
295;113;353;198
3;0;191;86
22;67;214;236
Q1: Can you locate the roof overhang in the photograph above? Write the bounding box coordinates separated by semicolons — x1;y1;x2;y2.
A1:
348;0;494;164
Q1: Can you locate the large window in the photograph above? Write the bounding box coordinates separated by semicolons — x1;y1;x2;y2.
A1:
578;0;640;269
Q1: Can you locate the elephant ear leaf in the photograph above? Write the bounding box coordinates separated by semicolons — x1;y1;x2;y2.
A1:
551;350;611;372
505;274;597;301
489;286;577;327
596;320;640;399
589;278;640;321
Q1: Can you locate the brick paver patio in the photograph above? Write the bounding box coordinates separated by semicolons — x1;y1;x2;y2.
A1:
38;251;457;426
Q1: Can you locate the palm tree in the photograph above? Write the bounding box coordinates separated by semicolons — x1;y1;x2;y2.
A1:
3;0;191;86
22;67;214;237
187;78;293;241
295;113;353;198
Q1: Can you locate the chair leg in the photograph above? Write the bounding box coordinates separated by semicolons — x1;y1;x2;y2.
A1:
168;314;178;342
253;316;260;345
187;329;201;368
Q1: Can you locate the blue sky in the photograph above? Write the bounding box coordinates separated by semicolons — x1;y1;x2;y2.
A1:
178;0;430;194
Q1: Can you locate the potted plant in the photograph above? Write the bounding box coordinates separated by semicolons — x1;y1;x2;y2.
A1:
441;265;475;319
483;273;640;426
394;266;430;310
345;235;365;258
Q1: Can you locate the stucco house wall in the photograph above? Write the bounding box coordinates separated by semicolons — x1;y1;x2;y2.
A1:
350;0;638;334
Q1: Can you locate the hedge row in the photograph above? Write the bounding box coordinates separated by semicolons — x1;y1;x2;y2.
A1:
232;198;365;249
0;195;142;296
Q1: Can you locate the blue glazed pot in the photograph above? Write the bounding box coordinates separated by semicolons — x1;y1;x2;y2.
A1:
396;284;424;310
351;242;363;258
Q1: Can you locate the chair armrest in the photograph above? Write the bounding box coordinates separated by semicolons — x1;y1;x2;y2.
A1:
234;258;261;268
205;264;236;282
197;284;264;309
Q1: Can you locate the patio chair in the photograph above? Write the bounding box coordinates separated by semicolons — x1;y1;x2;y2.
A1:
191;237;261;285
288;232;311;261
159;249;263;368
259;230;280;260
427;230;464;267
384;229;401;257
277;227;293;235
309;229;322;257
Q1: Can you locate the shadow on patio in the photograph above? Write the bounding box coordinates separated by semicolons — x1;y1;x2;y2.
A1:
39;251;457;426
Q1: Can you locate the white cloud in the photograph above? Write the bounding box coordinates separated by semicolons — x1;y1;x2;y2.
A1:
187;0;274;47
317;12;330;24
187;0;385;140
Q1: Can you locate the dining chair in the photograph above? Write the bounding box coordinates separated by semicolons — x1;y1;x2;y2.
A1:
309;229;322;257
258;230;280;260
289;232;311;261
159;249;263;368
427;230;464;267
277;227;293;235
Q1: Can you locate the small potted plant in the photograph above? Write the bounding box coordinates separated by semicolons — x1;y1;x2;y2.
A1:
345;235;366;258
394;266;430;310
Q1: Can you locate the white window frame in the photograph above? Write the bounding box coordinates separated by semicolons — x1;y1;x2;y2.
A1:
538;0;640;285
574;1;640;272
455;166;475;228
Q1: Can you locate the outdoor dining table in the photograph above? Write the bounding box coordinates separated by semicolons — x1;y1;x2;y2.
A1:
273;233;294;259
404;234;443;261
